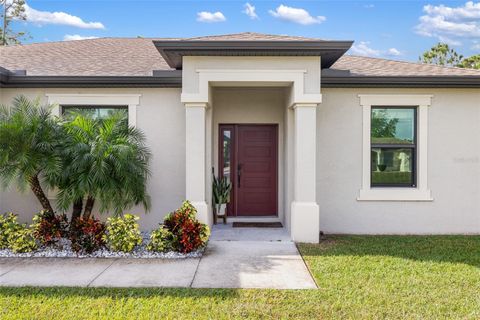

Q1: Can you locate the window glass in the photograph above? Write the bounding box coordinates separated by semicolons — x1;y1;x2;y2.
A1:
222;130;232;182
371;107;416;187
371;148;413;186
371;108;415;144
62;106;127;121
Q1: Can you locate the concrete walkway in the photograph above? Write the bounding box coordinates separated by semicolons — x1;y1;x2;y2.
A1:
0;225;317;289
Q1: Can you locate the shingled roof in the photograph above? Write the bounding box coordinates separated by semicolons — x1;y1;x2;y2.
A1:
0;37;171;76
1;32;480;81
331;55;480;77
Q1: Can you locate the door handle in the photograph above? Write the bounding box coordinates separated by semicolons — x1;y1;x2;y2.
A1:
237;164;242;188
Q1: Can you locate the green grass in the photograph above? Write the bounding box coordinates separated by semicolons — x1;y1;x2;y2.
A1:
372;171;412;184
1;236;479;319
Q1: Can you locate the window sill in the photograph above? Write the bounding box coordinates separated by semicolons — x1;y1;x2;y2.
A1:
357;188;433;202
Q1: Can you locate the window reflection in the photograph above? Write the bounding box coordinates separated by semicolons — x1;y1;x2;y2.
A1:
371;148;413;186
371;108;414;144
223;130;231;182
62;106;128;121
371;107;416;187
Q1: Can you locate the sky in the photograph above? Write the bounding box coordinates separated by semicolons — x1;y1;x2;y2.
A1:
9;0;480;62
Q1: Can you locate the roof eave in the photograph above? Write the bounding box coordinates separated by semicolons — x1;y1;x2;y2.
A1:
0;71;182;88
322;76;480;88
1;71;479;88
153;40;354;69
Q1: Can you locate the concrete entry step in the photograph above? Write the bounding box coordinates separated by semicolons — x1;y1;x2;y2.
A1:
192;241;317;289
210;224;291;242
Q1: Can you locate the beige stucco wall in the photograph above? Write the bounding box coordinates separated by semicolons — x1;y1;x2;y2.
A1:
0;88;186;229
318;88;480;234
1;85;479;235
211;87;287;222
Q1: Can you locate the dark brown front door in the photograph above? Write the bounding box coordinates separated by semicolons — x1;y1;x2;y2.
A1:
219;124;278;216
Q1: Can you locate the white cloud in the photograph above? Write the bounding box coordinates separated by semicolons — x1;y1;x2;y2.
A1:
350;41;381;57
63;34;99;41
243;3;258;19
415;2;480;45
269;4;326;25
364;4;375;9
24;4;105;29
423;2;480;21
386;48;402;56
472;41;480;50
196;11;226;23
350;42;403;57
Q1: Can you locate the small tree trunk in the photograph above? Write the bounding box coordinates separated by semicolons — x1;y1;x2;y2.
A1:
28;175;54;213
71;198;83;223
83;196;95;219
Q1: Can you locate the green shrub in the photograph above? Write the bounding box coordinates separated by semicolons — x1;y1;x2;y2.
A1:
0;213;22;249
103;214;142;252
32;210;69;246
146;226;174;252
70;217;106;254
163;201;210;253
8;226;38;253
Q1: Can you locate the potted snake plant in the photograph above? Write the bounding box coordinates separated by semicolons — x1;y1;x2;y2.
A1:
212;174;232;224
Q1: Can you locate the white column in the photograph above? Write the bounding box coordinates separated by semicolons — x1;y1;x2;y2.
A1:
291;103;320;243
185;102;211;226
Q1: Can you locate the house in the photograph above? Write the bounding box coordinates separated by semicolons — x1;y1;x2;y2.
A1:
0;32;479;243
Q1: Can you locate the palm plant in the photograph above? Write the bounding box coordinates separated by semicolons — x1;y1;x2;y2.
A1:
56;112;151;220
0;95;61;213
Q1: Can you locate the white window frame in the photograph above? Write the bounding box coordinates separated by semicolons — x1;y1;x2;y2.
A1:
46;93;141;127
357;94;433;201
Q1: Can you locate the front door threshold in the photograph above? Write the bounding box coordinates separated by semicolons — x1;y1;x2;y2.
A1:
226;216;282;223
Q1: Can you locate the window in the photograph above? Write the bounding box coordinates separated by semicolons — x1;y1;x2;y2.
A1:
46;94;141;128
219;125;235;216
371;107;416;187
62;105;128;120
221;129;232;183
357;94;432;201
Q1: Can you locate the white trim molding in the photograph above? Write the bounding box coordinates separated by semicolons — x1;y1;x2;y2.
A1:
357;94;433;201
46;94;141;127
180;69;322;107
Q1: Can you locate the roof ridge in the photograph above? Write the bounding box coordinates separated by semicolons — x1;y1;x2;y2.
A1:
0;37;181;48
345;54;480;73
0;37;117;48
183;31;321;41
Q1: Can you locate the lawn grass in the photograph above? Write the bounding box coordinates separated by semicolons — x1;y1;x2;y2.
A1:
0;235;479;319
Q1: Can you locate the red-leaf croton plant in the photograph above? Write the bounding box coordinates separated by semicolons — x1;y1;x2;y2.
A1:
163;201;210;253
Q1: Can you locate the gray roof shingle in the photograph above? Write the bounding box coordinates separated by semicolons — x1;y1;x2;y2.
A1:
1;32;479;77
332;55;480;77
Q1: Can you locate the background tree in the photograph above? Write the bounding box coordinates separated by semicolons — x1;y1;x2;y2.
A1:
371;109;399;139
420;43;463;67
56;112;151;220
0;95;61;212
420;43;480;69
457;54;480;69
0;0;27;45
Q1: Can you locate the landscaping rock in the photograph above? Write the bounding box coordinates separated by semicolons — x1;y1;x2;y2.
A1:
0;232;204;259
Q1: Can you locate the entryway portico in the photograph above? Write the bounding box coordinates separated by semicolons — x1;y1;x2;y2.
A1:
153;39;352;243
